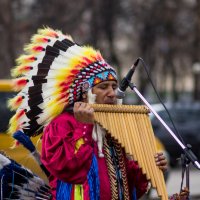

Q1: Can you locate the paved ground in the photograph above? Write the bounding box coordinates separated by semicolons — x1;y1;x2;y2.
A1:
166;166;200;198
147;165;200;199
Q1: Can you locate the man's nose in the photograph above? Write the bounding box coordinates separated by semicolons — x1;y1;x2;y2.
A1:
107;87;116;97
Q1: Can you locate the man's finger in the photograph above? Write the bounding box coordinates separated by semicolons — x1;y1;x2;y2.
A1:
156;160;167;166
154;152;163;158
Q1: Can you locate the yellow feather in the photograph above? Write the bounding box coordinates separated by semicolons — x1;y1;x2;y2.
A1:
37;27;60;38
7;96;22;111
16;55;35;65
11;67;20;77
24;43;35;53
31;34;51;44
11;65;30;77
52;88;62;96
37;27;54;35
83;46;96;54
44;99;66;123
52;47;99;82
8;116;18;135
54;67;75;81
82;47;98;61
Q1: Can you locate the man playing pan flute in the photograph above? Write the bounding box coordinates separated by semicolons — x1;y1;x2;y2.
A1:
9;27;167;200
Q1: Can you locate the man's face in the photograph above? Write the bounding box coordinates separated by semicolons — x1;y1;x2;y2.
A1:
91;81;118;104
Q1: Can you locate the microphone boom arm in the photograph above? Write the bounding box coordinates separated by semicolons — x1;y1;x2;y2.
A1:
128;82;200;170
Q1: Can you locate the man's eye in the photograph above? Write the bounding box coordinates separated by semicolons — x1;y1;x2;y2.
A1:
112;85;118;90
99;85;107;89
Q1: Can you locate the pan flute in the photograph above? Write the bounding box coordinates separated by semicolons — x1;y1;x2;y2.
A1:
92;104;168;200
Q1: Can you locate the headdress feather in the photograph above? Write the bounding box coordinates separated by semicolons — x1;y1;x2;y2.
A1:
8;27;117;137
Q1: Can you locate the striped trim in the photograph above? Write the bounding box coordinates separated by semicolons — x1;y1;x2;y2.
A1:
103;136;118;200
104;134;131;200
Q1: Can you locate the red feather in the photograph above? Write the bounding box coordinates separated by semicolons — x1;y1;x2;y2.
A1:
82;57;92;65
15;78;28;86
15;96;23;105
16;109;26;120
33;46;45;52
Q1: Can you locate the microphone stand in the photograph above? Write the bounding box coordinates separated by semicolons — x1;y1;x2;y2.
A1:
127;82;200;198
180;149;190;195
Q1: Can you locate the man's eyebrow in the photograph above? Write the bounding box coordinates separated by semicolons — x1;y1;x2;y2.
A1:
98;83;108;86
98;82;118;87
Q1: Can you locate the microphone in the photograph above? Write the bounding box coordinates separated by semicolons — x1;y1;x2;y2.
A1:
117;58;140;98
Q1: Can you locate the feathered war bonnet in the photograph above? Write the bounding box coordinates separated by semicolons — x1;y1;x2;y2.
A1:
8;27;117;137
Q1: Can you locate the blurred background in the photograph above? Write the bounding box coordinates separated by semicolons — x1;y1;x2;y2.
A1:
0;0;200;198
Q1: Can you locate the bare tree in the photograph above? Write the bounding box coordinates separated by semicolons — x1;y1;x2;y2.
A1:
192;0;200;100
0;0;199;102
128;0;197;102
0;0;15;78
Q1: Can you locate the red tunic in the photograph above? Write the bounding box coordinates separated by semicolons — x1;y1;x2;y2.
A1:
41;112;148;199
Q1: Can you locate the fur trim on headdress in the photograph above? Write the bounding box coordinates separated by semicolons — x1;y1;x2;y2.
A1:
8;27;117;137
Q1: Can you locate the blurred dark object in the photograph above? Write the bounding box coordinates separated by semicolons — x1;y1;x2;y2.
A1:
150;103;200;167
0;80;16;133
169;187;190;200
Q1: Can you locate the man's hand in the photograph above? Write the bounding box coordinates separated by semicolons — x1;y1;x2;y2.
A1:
73;102;94;124
154;152;168;172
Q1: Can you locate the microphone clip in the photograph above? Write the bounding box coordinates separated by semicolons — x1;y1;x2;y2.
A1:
117;58;140;99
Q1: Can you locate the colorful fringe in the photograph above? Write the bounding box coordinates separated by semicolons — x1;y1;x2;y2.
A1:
56;155;99;200
87;156;99;200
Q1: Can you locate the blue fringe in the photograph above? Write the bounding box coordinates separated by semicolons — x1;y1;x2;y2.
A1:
132;187;137;200
87;155;100;200
56;155;99;200
56;180;72;200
